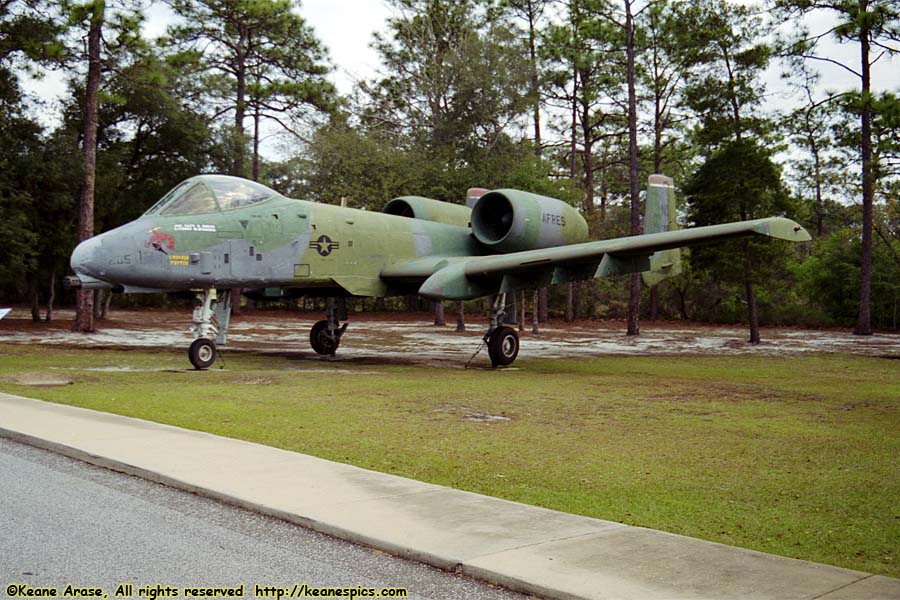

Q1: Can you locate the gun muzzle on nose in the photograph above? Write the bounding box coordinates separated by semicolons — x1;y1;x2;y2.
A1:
63;274;114;290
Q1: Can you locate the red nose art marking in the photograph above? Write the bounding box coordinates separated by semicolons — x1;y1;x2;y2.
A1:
146;232;176;251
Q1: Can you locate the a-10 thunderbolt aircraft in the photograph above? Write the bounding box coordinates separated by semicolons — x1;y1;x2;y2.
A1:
66;174;811;369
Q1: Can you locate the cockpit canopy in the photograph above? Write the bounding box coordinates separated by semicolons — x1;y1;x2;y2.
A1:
143;175;280;217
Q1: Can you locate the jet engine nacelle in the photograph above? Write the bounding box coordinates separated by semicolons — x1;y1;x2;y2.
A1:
383;196;472;228
471;189;589;253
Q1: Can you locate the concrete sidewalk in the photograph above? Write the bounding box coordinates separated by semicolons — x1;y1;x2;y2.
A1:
1;392;896;600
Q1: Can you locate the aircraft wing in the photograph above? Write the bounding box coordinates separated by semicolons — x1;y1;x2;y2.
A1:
380;217;811;301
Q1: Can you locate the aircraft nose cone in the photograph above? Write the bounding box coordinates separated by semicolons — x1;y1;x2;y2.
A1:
70;236;102;276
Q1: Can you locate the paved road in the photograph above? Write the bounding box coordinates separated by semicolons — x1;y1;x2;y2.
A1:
0;439;524;600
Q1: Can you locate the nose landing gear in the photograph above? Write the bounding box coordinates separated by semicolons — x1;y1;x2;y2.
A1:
188;288;231;370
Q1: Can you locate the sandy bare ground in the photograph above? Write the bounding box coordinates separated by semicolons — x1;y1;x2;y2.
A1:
1;306;899;366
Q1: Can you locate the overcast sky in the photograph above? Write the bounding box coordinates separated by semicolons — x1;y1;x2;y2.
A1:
139;0;395;95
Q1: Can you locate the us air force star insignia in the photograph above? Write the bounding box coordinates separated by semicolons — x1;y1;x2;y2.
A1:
310;235;340;257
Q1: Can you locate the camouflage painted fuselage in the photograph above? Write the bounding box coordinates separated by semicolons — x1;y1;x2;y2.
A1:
75;196;486;297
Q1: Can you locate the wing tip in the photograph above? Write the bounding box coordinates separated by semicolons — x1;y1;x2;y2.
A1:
756;218;813;242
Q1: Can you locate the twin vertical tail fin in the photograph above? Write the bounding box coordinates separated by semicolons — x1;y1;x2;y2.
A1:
641;174;682;287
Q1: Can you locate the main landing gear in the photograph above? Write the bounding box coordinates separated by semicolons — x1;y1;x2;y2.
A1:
188;288;231;370
484;292;519;368
189;338;216;370
310;297;347;357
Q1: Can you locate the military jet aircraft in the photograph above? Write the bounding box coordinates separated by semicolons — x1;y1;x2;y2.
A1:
66;174;810;369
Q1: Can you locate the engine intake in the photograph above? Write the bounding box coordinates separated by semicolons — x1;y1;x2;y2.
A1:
383;196;471;228
471;189;588;253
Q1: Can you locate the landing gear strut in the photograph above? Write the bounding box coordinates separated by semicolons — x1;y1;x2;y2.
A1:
310;297;347;356
188;288;230;370
484;292;519;367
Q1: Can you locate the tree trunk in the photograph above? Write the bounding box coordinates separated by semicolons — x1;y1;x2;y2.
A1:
573;281;582;320
745;245;760;343
72;0;104;334
252;101;261;182
651;9;666;176
531;289;540;334
527;0;542;157
539;287;548;322
579;91;595;221
101;290;112;319
45;270;55;322
676;287;689;321
433;302;445;326
654;85;664;174
745;278;760;344
855;19;873;336
723;45;743;142
570;62;579;186
565;281;574;323
455;301;465;332
649;285;659;320
587;279;596;319
625;0;641;337
93;289;104;320
233;33;248;178
808;113;825;238
814;147;824;238
518;290;525;331
627;275;641;334
31;287;40;322
599;179;608;223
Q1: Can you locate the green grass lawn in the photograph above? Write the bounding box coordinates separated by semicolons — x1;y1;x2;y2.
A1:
0;343;897;577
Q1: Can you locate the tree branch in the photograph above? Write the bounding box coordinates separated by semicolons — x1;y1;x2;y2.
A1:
798;53;862;78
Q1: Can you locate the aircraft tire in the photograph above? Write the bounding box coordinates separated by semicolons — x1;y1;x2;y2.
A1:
310;320;339;356
488;326;519;367
188;338;217;370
